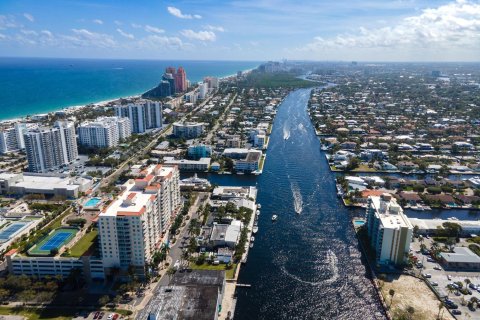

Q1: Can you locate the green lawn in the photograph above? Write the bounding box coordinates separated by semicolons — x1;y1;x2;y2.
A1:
66;230;98;257
190;262;237;279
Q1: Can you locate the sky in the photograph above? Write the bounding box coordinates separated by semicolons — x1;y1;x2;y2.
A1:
0;0;479;61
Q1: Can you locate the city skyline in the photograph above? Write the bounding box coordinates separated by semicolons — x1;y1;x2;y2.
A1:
0;0;479;61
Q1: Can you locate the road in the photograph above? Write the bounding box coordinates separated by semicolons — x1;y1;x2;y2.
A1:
134;192;209;320
97;92;216;193
205;93;237;142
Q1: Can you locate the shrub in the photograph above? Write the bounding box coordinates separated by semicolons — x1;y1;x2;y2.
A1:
427;187;442;194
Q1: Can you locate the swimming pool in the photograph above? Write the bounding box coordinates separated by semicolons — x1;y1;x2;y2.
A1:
353;220;366;227
84;197;102;207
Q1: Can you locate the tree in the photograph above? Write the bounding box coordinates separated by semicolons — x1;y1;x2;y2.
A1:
406;306;415;320
98;295;110;306
437;301;444;320
389;289;395;309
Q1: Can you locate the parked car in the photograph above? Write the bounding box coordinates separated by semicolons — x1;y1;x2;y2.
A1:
433;265;441;270
93;312;100;319
112;314;119;320
423;273;432;278
430;281;438;286
447;275;452;280
107;314;114;320
469;283;477;290
452;309;462;315
446;303;459;309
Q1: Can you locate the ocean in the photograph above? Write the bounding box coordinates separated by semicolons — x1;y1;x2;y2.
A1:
0;57;261;121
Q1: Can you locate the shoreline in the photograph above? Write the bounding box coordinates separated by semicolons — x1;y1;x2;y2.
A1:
0;67;257;124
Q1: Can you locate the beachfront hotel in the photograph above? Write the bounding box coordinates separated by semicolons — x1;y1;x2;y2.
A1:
77;116;131;148
114;100;162;134
98;164;181;275
365;193;413;266
23;121;78;173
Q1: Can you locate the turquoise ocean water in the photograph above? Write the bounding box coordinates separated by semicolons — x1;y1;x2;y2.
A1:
0;58;261;120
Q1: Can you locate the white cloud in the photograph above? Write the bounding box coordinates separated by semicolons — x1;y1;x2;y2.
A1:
131;23;142;29
40;30;53;38
144;25;165;34
180;29;216;42
117;28;134;39
114;20;122;26
0;15;21;30
204;25;225;32
93;19;103;25
299;0;480;52
0;33;6;40
23;13;34;22
138;34;189;50
21;29;38;36
67;28;117;48
167;6;202;19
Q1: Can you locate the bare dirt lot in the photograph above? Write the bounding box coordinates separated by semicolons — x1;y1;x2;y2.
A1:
379;274;454;320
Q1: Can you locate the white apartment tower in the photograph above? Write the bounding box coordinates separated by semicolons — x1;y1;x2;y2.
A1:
78;116;131;148
98;164;181;275
0;123;28;154
365;194;413;266
23;121;78;173
114;100;162;133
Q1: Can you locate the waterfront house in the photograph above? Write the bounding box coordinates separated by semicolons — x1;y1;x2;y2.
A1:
440;247;480;271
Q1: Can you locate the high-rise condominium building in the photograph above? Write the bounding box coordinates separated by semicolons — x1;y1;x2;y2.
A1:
174;67;187;93
98;164;181;275
114;100;162;133
0;123;29;154
78;116;131;148
24;121;78;173
365;193;413;266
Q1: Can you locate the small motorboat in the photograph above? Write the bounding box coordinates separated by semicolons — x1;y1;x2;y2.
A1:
256;210;261;216
272;214;278;221
250;236;255;242
249;243;254;248
252;226;258;234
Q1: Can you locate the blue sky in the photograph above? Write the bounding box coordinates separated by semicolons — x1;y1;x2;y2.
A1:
0;0;479;61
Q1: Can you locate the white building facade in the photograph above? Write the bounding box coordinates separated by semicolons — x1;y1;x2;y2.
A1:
78;117;131;148
98;164;181;275
23;121;78;173
114;100;162;133
365;194;413;266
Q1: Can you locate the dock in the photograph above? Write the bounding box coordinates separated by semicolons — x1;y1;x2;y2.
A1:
236;283;252;288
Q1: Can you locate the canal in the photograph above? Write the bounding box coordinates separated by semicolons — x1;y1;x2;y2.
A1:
231;88;386;319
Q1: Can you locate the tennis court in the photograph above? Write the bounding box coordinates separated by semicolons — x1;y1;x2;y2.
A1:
28;227;78;256
0;221;31;243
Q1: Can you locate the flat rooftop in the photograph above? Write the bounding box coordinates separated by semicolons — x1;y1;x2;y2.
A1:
441;247;480;264
370;195;412;229
100;180;153;217
0;173;89;191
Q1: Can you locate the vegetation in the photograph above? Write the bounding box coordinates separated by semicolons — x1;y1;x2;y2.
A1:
65;230;98;257
239;71;314;89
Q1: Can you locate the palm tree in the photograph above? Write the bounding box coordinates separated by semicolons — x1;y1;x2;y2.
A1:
389;289;395;309
437;301;444;320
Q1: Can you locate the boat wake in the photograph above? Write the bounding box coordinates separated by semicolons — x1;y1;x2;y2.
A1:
291;182;303;214
324;249;339;284
283;123;290;140
278;249;340;286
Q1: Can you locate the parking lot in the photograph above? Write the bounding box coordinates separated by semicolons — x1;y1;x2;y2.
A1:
411;237;480;319
72;311;125;320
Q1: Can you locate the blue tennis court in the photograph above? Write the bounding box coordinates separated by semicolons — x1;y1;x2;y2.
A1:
28;227;78;256
0;222;30;242
40;232;72;251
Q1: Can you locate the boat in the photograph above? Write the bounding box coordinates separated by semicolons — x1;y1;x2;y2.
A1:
257;204;262;209
250;236;255;242
272;214;278;221
252;226;258;234
249;243;254;248
237;171;245;175
256;210;260;216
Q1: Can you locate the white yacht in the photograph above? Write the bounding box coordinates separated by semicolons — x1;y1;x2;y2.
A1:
272;214;278;221
252;226;259;234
